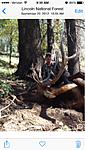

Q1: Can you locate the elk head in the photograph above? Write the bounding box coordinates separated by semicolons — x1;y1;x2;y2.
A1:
31;41;80;99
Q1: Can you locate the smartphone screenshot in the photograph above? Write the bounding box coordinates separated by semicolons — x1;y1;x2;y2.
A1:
0;0;85;150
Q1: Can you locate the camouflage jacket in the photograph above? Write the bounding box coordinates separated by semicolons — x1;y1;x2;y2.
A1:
41;61;70;82
41;62;60;80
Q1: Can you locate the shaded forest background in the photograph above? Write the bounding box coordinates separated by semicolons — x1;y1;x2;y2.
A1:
0;19;85;80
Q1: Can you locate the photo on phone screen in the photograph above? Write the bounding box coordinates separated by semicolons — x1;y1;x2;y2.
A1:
0;1;85;132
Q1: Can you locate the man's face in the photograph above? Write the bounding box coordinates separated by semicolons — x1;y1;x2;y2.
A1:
46;56;51;64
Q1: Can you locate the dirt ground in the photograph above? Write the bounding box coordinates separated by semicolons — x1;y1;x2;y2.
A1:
0;79;84;131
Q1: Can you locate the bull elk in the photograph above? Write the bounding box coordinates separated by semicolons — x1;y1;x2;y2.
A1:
28;42;84;120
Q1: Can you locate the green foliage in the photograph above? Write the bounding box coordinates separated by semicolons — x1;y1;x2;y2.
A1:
40;19;47;52
0;54;18;78
54;20;64;47
0;19;18;53
0;80;14;97
40;19;64;53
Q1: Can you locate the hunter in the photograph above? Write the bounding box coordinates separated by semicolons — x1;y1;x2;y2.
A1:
41;53;70;87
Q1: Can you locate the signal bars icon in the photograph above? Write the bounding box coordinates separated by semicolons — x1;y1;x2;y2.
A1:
2;1;9;4
1;1;28;4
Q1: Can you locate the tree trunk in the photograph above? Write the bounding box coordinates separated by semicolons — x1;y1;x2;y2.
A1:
9;35;12;67
65;19;80;75
15;19;42;79
47;19;54;53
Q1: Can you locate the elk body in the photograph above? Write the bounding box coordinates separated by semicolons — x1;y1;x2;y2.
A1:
29;77;84;113
27;43;84;119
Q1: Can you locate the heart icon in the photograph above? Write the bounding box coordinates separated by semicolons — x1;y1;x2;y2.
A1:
39;141;46;147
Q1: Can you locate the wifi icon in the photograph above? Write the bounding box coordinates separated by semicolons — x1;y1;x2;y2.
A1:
65;1;68;4
24;1;27;4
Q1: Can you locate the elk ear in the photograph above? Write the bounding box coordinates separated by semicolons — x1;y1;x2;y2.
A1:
73;78;85;87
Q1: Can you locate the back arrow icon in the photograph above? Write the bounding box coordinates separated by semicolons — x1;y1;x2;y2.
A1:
2;8;6;14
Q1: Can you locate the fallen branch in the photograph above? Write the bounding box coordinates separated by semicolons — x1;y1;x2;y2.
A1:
0;95;16;119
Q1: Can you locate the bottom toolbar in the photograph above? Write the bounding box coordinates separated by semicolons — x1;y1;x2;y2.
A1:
0;138;84;150
0;132;85;150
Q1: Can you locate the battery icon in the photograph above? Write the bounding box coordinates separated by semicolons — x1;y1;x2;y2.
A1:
77;1;84;4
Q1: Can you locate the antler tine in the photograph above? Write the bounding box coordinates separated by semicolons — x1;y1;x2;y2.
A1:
66;51;80;61
50;41;67;85
49;42;80;85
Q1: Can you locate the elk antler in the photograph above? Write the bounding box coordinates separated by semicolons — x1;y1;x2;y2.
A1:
49;42;79;85
31;39;79;98
49;41;67;85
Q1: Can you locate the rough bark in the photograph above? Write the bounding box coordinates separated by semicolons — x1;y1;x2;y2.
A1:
47;19;54;53
65;19;80;75
15;19;42;79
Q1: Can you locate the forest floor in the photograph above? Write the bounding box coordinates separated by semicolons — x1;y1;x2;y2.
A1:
0;54;84;131
0;79;83;131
